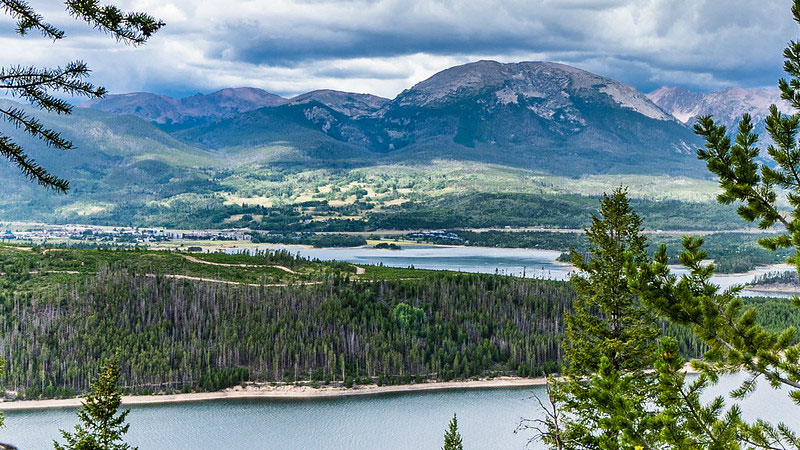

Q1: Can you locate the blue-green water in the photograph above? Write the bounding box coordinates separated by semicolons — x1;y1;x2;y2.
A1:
252;245;575;280
4;374;798;449
251;244;794;295
4;387;540;449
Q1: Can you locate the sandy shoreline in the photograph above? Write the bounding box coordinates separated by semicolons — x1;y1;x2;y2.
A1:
0;377;548;411
742;283;800;294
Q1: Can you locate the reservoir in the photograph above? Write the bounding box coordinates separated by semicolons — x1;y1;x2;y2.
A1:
4;374;797;449
248;244;796;295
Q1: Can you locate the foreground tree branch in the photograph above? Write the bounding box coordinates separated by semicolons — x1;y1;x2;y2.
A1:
0;0;163;192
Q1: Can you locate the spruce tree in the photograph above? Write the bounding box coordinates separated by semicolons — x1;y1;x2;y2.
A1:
610;1;800;445
442;413;463;450
0;360;5;428
547;188;661;449
1;1;163;191
538;1;800;446
54;358;135;450
649;0;800;443
564;188;658;374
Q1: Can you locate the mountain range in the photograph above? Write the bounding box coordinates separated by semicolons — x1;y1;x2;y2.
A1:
1;59;787;225
71;60;703;176
79;87;286;131
646;86;793;136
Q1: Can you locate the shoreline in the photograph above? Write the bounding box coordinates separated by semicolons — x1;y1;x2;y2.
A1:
0;377;548;411
742;283;800;294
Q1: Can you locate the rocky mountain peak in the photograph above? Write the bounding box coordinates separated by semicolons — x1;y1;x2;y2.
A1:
391;60;672;121
286;90;390;117
647;85;793;126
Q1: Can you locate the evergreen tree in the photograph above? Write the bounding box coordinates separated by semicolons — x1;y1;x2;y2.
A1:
0;1;163;191
564;188;658;374
634;234;800;448
542;2;800;444
442;413;463;450
547;188;662;448
591;2;800;446
0;360;5;428
54;358;135;450
649;0;800;444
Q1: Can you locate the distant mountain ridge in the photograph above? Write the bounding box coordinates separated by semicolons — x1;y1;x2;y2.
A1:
79;87;286;128
646;86;795;133
390;61;671;120
144;61;699;175
73;60;708;175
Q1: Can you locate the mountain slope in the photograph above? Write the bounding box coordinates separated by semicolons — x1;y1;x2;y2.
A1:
79;88;286;129
389;61;669;119
646;86;794;133
173;100;384;163
285;90;389;118
0;99;221;214
168;61;705;175
374;61;701;175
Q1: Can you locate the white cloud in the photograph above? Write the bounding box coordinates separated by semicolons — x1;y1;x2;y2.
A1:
0;0;796;99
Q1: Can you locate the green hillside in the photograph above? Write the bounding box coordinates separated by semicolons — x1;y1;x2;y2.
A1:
0;243;796;399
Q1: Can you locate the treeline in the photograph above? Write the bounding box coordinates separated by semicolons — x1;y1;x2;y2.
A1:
0;269;573;398
0;260;795;399
2;192;745;234
3;196;372;233
194;248;308;266
250;232;367;248
410;230;588;250
370;193;744;231
751;270;800;286
649;233;791;274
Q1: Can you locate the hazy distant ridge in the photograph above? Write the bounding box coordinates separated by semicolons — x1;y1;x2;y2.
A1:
79;87;286;126
646;86;795;131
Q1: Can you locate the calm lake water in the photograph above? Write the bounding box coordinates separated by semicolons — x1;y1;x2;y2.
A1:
4;374;798;449
248;244;796;296
257;244;575;279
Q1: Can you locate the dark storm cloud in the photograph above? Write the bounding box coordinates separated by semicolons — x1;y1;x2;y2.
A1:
0;0;797;97
220;20;584;67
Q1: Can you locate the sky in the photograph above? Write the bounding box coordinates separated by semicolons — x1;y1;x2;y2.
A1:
0;0;798;100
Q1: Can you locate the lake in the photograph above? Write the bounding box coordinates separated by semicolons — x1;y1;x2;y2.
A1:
252;244;575;279
4;374;798;449
242;244;796;296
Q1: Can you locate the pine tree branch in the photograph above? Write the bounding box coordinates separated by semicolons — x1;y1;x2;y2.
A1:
695;116;791;229
0;63;106;112
0;0;64;39
0;133;69;191
738;435;790;450
666;248;800;391
65;0;164;45
0;2;162;191
0;107;73;150
676;385;721;448
679;252;800;390
709;316;800;390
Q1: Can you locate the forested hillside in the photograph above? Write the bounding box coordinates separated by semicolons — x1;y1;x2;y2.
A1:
0;245;570;398
0;245;796;400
